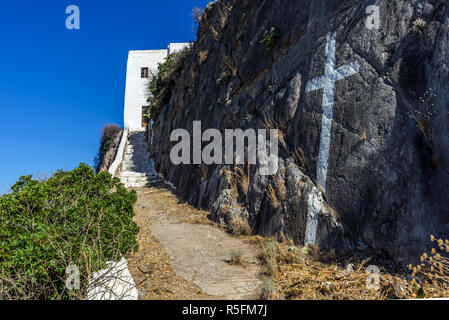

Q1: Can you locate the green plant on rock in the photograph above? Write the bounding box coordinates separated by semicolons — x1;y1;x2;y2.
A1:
260;27;281;52
146;44;193;119
0;164;139;300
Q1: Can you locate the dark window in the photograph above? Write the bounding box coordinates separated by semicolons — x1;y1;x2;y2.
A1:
141;67;149;78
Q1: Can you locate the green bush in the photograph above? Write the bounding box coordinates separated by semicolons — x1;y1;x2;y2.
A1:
146;44;193;119
260;27;281;52
0;164;139;299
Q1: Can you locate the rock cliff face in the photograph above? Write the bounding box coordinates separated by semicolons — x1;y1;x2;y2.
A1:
147;0;449;265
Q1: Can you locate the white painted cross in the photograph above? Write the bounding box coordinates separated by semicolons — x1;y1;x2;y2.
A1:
306;32;360;193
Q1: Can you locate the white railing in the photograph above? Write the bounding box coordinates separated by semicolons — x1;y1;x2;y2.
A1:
108;127;129;177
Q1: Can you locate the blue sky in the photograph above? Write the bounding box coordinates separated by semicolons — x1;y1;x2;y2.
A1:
0;0;209;193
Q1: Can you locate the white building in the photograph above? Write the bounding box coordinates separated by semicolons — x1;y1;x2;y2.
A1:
123;43;190;130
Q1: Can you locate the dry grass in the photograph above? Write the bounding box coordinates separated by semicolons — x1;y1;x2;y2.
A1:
199;164;209;182
292;146;308;172
259;239;281;299
261;239;278;276
261;278;279;300
262;114;286;147
223;55;239;77
359;131;368;142
199;50;209;64
244;236;266;246
412;18;427;33
209;25;221;42
223;164;251;197
229;216;252;236
229;251;243;266
409;236;449;298
266;174;286;209
215;0;234;29
259;240;421;300
266;184;280;209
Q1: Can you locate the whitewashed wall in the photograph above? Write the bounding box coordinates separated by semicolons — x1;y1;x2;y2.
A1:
124;50;167;129
123;43;189;130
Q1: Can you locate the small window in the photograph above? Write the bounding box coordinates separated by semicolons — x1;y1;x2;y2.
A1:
141;67;149;78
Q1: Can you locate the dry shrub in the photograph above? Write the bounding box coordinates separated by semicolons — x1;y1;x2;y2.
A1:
409;235;449;298
405;90;443;167
101;124;122;142
229;216;252;236
191;6;203;25
95;124;123;172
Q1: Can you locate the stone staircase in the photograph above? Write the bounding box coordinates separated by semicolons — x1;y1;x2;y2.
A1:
119;130;159;188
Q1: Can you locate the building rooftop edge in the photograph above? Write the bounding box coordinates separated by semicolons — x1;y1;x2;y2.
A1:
128;43;190;55
128;49;168;54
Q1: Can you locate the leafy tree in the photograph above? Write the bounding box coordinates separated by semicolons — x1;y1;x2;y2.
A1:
0;164;139;299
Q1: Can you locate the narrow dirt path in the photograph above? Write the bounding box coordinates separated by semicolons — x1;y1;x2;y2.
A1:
127;183;262;300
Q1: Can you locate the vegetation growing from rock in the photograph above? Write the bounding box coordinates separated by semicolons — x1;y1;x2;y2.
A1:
0;164;139;299
146;44;193;119
409;235;449;298
94;124;122;173
260;27;281;52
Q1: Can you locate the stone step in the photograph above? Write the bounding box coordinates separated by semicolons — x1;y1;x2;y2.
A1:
121;177;158;184
124;182;154;188
120;172;155;178
124;152;149;157
122;166;154;171
121;175;155;180
119;131;157;188
124;155;149;160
